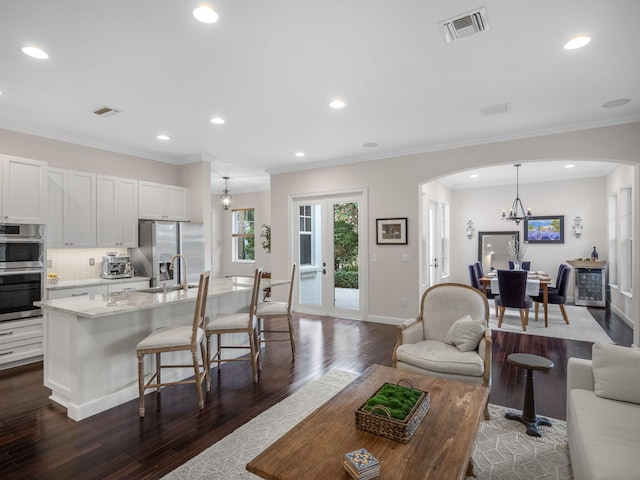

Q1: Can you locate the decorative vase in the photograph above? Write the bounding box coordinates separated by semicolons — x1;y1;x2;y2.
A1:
513;262;521;270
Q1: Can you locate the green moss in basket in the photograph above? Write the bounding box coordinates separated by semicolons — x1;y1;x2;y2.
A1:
365;384;422;421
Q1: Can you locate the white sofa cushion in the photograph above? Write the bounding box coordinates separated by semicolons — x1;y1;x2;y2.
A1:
568;388;640;480
395;340;484;377
592;342;640;404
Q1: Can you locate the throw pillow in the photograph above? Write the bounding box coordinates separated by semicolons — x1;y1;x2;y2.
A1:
444;315;472;345
445;315;486;352
592;342;640;405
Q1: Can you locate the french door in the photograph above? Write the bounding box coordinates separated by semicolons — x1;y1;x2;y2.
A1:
423;197;450;292
291;190;367;320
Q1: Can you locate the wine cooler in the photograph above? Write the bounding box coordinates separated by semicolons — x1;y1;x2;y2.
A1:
574;266;606;307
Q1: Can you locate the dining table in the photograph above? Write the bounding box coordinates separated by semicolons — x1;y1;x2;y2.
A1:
479;271;552;326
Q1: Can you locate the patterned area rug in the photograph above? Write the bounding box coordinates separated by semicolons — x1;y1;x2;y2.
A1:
488;301;611;343
164;369;573;480
472;404;571;480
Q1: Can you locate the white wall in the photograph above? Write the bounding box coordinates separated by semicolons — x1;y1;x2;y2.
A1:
270;123;640;333
450;176;608;302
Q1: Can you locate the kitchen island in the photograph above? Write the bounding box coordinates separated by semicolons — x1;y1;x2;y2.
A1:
37;276;284;420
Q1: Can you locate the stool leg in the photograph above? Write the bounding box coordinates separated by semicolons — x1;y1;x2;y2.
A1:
505;367;552;437
137;352;145;417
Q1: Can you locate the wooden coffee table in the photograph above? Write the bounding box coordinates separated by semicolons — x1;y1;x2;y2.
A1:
246;364;489;480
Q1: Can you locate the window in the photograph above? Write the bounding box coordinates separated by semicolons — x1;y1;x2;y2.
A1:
619;188;633;295
299;206;312;265
608;194;618;287
232;208;255;262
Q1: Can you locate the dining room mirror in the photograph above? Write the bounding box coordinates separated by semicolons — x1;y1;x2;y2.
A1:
478;231;519;274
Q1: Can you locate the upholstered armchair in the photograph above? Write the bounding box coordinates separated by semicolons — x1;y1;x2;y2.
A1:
392;283;491;417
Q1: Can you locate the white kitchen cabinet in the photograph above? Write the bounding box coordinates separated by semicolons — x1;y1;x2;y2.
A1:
97;175;139;247
47;279;149;299
47;284;106;300
106;280;149;294
0;317;43;369
138;181;189;221
0;155;47;224
47;168;97;248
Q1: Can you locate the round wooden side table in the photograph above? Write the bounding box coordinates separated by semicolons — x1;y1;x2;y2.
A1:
506;353;554;437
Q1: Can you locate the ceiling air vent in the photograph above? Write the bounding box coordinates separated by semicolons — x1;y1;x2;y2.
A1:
480;102;511;117
93;106;121;118
438;8;489;43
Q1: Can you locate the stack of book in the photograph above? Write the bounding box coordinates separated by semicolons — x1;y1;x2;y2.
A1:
343;448;380;479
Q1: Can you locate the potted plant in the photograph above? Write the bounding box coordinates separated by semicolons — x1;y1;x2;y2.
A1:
261;224;271;254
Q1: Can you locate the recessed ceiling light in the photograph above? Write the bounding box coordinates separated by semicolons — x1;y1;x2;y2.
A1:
362;142;378;148
564;35;591;50
329;99;346;109
564;164;575;169
470;174;479;178
157;134;170;141
295;152;305;158
22;46;49;59
211;117;225;124
193;6;219;24
602;98;630;108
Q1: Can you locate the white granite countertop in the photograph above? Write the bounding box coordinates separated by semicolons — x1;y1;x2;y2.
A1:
46;276;151;290
37;276;287;318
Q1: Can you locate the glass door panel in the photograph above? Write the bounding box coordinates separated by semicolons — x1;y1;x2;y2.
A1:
332;201;359;311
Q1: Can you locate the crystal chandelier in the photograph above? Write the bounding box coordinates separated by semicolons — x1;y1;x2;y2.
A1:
220;176;232;210
502;164;532;225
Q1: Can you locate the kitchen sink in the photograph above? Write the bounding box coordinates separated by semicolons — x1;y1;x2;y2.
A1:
138;284;198;294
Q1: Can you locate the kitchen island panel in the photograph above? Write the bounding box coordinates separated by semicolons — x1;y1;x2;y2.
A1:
43;284;255;420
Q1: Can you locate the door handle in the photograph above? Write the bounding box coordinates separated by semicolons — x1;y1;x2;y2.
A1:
430;258;439;268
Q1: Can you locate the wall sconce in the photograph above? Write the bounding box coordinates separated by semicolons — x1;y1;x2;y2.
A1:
572;216;583;238
466;220;475;239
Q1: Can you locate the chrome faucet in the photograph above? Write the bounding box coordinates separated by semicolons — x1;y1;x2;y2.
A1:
169;254;188;291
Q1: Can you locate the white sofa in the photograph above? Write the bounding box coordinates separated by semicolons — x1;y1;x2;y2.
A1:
566;343;640;480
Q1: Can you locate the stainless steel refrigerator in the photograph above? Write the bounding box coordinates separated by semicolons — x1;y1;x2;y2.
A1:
178;222;206;285
131;221;205;287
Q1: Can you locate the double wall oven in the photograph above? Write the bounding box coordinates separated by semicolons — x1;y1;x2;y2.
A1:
0;224;45;322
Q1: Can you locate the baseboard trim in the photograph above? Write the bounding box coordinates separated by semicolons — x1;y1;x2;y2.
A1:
366;315;408;326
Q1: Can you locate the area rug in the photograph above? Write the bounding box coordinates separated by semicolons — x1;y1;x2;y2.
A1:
163;370;573;480
474;404;571;479
488;301;612;343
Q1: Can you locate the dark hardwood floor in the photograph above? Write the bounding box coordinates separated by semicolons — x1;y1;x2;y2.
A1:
0;308;632;480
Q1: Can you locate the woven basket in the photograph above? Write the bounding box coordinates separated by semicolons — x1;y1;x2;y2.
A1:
355;379;430;443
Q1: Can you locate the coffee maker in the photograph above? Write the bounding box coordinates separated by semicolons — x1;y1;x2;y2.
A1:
101;254;134;279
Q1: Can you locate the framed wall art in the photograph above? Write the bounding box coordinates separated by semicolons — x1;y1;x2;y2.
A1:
376;217;408;245
523;215;564;244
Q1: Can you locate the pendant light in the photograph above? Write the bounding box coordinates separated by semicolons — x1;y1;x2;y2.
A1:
220;176;232;210
502;164;532;225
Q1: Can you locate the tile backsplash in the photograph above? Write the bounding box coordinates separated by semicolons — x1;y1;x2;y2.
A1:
47;248;128;281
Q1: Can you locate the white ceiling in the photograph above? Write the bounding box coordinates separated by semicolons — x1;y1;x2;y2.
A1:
0;1;638;194
438;160;617;189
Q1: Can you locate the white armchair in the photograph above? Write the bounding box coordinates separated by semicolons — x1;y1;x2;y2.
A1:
393;283;491;416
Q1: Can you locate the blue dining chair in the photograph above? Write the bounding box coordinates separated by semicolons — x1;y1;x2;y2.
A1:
508;261;531;271
495;270;532;331
531;265;571;327
469;263;498;316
